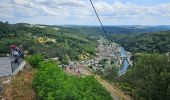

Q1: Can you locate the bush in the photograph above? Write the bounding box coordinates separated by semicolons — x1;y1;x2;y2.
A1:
33;61;112;100
27;54;44;68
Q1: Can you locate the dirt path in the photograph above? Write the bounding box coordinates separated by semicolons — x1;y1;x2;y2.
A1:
95;75;131;100
64;67;132;100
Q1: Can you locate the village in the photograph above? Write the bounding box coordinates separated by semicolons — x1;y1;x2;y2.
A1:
0;36;132;77
63;37;132;76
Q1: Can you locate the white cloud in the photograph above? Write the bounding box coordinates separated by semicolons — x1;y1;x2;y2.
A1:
94;1;170;18
0;0;170;25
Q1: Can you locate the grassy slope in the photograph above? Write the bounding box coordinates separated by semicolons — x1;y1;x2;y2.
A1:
1;64;36;100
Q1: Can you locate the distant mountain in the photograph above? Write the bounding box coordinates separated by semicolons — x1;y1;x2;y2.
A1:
2;21;170;36
102;25;170;34
59;25;170;36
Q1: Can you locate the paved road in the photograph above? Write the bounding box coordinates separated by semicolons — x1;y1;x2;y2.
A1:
0;57;12;77
0;57;23;77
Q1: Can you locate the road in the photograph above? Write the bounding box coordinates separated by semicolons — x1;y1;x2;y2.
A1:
0;57;23;77
0;57;12;77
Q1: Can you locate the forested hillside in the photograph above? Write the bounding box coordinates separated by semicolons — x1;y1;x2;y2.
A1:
111;31;170;53
1;0;170;99
64;25;170;35
119;54;170;100
1;21;170;100
109;31;170;100
0;21;96;63
104;25;170;34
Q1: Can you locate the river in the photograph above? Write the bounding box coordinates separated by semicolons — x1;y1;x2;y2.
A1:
118;47;129;76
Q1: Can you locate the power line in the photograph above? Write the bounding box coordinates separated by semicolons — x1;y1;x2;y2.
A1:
89;0;110;41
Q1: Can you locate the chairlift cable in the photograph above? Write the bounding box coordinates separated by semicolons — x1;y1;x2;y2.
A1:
89;0;110;41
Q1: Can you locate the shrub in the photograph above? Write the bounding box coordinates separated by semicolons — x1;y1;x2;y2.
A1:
33;61;112;100
27;54;44;68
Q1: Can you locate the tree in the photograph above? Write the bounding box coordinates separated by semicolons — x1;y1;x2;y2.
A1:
120;54;170;100
27;54;44;68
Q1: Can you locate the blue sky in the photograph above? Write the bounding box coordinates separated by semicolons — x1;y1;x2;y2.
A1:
107;0;170;5
0;0;170;25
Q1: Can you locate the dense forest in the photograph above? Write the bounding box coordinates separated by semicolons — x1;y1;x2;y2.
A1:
109;31;170;99
119;54;170;100
111;31;170;53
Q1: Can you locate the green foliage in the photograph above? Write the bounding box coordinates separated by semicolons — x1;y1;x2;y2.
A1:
99;59;108;68
103;66;118;80
0;21;96;63
111;31;170;53
33;62;112;100
99;59;108;65
120;54;170;100
27;54;44;68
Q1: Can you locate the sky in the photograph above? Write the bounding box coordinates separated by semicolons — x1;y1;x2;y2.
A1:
0;0;170;25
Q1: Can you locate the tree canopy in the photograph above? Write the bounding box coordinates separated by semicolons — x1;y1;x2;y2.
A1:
120;54;170;100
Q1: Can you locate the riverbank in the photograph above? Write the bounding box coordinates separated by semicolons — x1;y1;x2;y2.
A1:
63;37;132;76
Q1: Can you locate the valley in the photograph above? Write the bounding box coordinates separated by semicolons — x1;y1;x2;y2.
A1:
0;22;170;100
1;0;170;99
